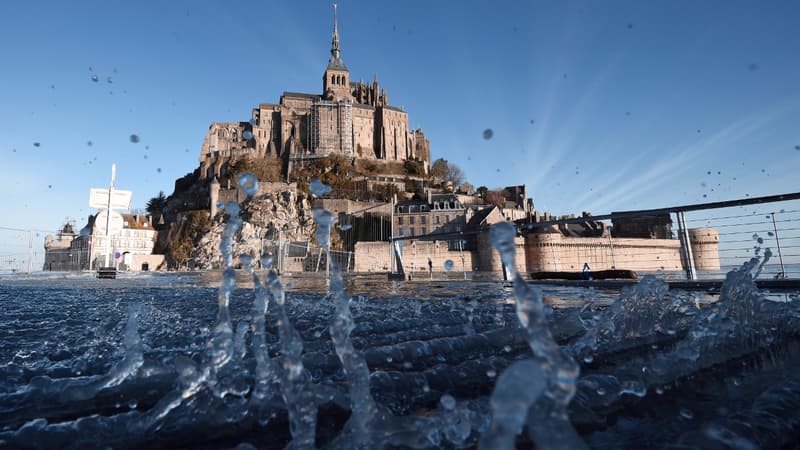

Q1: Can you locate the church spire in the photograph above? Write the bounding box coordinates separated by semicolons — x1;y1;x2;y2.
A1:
331;3;341;59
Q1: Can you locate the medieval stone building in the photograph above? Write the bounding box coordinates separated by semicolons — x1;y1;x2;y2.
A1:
199;5;431;181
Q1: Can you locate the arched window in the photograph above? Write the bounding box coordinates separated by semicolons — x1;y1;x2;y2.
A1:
331;74;335;84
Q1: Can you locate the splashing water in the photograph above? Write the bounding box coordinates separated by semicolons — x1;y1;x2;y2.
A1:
4;186;800;448
481;221;586;450
309;178;332;197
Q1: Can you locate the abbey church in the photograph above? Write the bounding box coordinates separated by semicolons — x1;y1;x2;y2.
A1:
199;5;431;181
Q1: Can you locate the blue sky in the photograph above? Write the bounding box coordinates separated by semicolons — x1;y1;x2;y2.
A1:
1;1;799;264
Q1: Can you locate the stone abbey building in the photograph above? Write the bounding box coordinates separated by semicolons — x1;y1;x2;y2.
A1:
199;5;431;181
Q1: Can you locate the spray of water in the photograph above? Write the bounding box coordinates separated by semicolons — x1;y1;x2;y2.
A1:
480;221;586;450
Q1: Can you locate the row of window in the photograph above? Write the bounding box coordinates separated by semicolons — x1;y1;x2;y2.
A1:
397;202;463;214
330;74;347;86
398;215;450;225
398;227;426;237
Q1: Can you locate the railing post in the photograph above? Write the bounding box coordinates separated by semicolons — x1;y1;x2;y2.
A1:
607;231;616;269
771;212;786;279
677;211;697;280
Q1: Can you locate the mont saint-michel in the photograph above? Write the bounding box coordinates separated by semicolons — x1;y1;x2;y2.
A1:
43;4;720;278
198;5;430;187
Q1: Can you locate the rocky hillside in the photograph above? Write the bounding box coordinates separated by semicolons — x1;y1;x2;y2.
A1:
191;182;314;269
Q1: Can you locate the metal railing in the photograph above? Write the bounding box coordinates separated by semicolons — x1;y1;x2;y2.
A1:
390;192;800;281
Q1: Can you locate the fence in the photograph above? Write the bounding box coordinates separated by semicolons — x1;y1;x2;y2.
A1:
518;193;800;280
391;192;800;281
260;239;355;274
0;226;51;274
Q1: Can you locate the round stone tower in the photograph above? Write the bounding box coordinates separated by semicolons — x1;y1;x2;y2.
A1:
524;231;563;272
477;228;526;274
209;177;220;218
689;227;720;271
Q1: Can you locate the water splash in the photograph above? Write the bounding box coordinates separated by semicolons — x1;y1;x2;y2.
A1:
309;178;332;197
238;173;259;197
481;221;585;449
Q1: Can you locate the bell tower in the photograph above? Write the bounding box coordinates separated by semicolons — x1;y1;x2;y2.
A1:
322;3;351;102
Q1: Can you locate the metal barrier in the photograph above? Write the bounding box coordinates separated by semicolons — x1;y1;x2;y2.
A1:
390;192;800;281
260;239;355;274
0;226;49;273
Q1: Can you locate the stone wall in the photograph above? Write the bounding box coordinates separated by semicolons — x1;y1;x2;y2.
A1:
524;233;688;273
354;241;476;274
476;231;527;275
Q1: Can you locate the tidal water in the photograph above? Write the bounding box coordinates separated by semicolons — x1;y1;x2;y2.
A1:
1;265;799;449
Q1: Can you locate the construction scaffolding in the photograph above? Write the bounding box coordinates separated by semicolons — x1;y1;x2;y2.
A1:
309;100;353;157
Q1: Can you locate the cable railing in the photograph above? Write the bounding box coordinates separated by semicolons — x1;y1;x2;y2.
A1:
387;192;800;281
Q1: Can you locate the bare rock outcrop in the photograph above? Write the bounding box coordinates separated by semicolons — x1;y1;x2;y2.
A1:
192;183;313;268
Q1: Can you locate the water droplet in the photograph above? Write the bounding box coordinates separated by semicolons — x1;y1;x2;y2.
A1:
48;185;52;189
261;255;273;269
106;76;113;84
583;355;594;363
239;254;253;270
156;168;162;173
386;357;393;363
655;387;664;395
444;260;454;271
340;224;352;231
747;62;758;72
702;194;707;198
238;173;259;197
243;130;253;140
309;178;332;197
128;399;137;409
503;345;511;353
440;394;456;410
422;384;430;393
752;233;759;241
596;388;606;396
143;155;148;159
91;74;99;82
482;128;493;140
795;145;800;151
33;142;40;147
313;331;322;338
486;369;496;378
129;134;140;143
768;231;774;236
679;408;695;420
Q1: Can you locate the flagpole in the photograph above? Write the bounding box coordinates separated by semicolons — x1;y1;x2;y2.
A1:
103;164;116;268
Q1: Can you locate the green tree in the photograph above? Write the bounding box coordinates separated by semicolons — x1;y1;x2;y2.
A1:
146;191;167;216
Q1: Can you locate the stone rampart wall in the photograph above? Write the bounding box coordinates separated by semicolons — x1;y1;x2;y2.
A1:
354;241;475;274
